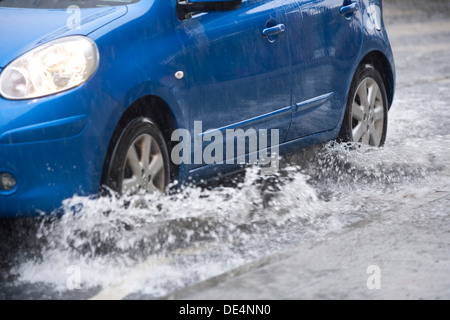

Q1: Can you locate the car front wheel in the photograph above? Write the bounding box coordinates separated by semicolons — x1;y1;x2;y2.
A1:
103;117;170;196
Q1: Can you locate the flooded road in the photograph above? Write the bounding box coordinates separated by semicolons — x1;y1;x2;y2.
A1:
1;0;449;300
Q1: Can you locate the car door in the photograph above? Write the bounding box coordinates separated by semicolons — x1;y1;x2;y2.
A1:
175;0;292;168
282;0;363;140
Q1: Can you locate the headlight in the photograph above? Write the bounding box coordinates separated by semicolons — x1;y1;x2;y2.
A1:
0;36;99;100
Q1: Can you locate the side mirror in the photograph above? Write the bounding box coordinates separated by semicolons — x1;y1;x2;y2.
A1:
177;0;242;20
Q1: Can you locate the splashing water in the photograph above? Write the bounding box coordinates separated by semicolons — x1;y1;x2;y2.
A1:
12;126;449;296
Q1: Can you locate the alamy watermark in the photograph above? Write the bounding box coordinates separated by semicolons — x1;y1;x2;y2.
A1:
366;265;381;290
366;4;382;31
66;5;81;30
171;121;280;174
66;265;81;290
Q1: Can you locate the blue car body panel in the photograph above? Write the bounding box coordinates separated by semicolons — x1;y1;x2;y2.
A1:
178;0;293;169
0;0;395;216
0;6;128;68
284;0;364;140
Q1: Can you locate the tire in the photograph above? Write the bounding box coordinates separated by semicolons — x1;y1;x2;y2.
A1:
103;117;170;196
338;64;388;147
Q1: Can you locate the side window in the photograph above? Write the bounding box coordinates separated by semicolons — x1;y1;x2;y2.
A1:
176;0;242;20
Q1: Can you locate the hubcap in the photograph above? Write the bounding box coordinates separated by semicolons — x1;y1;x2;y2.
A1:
121;134;165;195
351;78;385;146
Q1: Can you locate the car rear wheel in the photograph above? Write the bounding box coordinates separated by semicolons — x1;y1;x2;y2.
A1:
339;64;388;147
103;117;170;196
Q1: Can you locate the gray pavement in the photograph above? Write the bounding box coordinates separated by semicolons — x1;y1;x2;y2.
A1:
168;190;450;299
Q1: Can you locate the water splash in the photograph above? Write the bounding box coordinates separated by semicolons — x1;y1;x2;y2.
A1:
13;129;449;295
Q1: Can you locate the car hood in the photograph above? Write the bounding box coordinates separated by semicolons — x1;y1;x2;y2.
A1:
0;6;127;67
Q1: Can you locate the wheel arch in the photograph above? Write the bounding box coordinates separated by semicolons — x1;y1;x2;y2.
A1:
100;95;180;188
358;50;395;109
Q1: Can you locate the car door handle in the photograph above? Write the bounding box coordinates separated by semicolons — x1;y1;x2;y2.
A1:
340;2;359;16
262;24;285;37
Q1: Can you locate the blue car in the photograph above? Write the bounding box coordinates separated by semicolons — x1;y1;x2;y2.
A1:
0;0;395;216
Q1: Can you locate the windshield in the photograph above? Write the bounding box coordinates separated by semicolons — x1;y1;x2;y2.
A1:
0;0;139;8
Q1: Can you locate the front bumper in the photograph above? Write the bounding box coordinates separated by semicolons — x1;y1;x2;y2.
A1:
0;81;118;217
